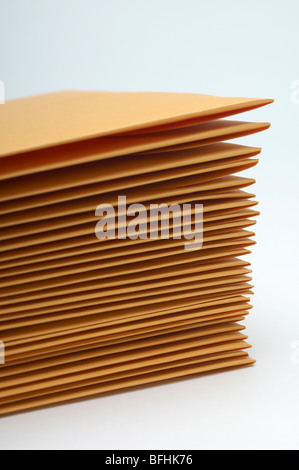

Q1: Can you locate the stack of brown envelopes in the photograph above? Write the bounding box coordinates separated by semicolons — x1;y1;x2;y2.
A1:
0;91;272;415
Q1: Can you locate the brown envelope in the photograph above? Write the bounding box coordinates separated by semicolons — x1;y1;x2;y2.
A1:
0;90;272;416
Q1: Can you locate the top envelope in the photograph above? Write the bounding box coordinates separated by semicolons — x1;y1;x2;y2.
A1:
0;91;273;158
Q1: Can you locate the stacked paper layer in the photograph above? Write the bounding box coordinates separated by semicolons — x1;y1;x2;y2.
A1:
0;91;272;415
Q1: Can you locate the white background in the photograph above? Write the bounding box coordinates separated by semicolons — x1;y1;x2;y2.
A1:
0;0;298;450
